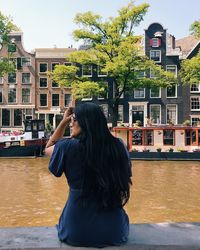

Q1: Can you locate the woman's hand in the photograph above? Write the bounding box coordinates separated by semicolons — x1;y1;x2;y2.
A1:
62;107;74;125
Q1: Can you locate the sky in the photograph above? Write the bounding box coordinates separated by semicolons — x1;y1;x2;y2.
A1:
0;0;199;52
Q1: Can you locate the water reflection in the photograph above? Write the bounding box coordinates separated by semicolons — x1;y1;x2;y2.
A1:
0;158;200;227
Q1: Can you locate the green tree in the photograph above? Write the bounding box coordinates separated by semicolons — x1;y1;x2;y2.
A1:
180;20;200;85
0;11;19;76
50;1;176;126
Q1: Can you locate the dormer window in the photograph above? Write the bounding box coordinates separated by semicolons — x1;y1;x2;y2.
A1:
150;38;161;47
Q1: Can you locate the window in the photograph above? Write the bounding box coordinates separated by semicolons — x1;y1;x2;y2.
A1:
64;94;72;107
150;38;161;47
132;130;143;145
166;85;177;98
22;89;30;103
166;105;177;124
191;117;200;126
52;81;59;88
82;65;92;76
39;114;45;120
40;94;47;106
8;43;16;52
8;88;16;103
185;129;198;146
191;97;200;110
25;108;33;120
100;104;108;118
39;78;48;88
166;65;177;77
150;68;160;78
118;105;123;121
98;82;108;99
163;129;175;145
64;62;72;66
97;66;107;77
134;88;145;98
22;73;31;84
8;73;16;83
52;94;59;107
144;130;153;145
191;84;200;92
135;69;146;79
150;105;161;124
22;57;31;66
2;109;10;126
51;63;59;71
14;109;22;126
0;76;3;84
150;86;161;98
39;63;48;73
150;50;161;62
17;58;22;70
0;88;3;103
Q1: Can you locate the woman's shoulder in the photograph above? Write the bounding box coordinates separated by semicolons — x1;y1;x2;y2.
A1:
56;137;80;148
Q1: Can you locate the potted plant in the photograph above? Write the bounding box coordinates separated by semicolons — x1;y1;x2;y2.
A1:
135;120;142;127
168;147;174;152
143;147;150;152
177;148;188;153
156;147;162;152
132;148;139;152
183;120;191;126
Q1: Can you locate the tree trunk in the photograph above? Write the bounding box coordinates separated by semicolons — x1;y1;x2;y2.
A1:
111;101;119;128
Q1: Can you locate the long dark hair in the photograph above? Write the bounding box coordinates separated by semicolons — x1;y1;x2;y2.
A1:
74;102;132;209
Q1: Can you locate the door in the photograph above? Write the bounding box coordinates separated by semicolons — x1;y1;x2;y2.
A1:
132;111;144;126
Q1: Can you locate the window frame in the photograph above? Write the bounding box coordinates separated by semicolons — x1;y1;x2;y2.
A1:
134;88;145;98
166;104;177;124
39;77;48;88
150;87;161;98
82;65;92;77
191;96;200;111
150;104;161;124
22;88;31;104
166;85;177;98
8;88;17;103
163;129;175;146
150;50;161;63
2;108;11;127
166;65;177;78
39;93;48;107
39;63;48;73
52;93;60;107
22;72;31;84
190;83;200;93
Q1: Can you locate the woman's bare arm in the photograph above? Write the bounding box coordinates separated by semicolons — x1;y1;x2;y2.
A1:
45;107;73;157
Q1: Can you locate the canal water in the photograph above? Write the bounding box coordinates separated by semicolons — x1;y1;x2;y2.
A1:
0;158;200;227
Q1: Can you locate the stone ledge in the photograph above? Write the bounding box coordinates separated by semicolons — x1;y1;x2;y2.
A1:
0;223;200;250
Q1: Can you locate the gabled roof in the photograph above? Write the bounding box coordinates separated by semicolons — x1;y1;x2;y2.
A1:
176;35;200;59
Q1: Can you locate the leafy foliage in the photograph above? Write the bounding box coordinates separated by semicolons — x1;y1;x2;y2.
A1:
180;51;200;84
0;11;19;76
190;20;200;38
50;1;176;126
180;20;200;85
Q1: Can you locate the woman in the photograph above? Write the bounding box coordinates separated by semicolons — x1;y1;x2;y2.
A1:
45;103;132;248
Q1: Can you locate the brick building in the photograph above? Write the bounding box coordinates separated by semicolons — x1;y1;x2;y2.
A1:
35;48;76;129
0;32;36;132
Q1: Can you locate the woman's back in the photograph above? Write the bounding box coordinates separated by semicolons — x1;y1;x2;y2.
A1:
49;138;131;247
46;103;132;247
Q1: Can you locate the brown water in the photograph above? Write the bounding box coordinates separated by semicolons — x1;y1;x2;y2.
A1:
0;158;200;227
